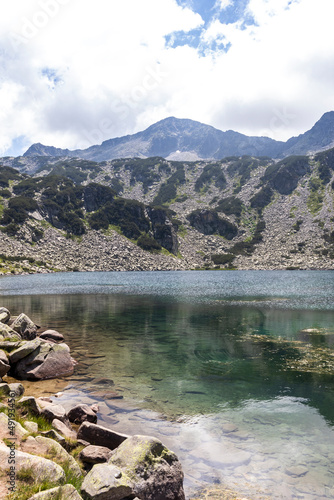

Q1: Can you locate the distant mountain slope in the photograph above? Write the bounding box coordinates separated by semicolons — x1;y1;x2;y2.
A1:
22;112;334;163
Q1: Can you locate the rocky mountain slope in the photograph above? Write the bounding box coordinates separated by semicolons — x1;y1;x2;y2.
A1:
0;146;333;274
12;111;334;167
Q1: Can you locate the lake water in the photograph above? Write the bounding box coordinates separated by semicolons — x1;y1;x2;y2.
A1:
1;270;334;499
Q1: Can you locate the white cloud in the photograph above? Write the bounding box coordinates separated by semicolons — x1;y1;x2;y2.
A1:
215;0;233;10
0;0;334;155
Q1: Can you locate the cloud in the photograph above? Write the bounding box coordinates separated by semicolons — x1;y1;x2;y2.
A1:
0;0;334;155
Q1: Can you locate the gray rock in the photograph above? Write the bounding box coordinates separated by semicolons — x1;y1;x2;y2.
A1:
0;443;65;483
79;445;112;464
39;330;65;343
68;404;98;425
9;339;43;364
0;307;10;323
285;465;309;477
13;342;74;380
0;383;10;396
11;313;38;339
8;383;25;397
0;349;10;377
35;436;83;478
109;434;185;500
0;322;21;340
17;396;41;415
27;484;83;500
41;403;70;425
81;463;132;500
41;429;66;448
24;421;39;433
77;422;128;450
52;418;77;440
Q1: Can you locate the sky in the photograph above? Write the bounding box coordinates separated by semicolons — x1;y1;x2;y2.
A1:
0;0;333;156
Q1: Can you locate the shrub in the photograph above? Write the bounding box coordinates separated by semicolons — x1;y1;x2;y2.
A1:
195;164;226;192
250;185;274;209
137;234;162;251
211;253;235;265
216;196;243;218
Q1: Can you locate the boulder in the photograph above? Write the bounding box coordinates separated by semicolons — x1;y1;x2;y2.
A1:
41;429;66;448
0;412;28;441
0;383;10;396
77;422;128;450
0;307;10;323
24;421;39;433
9;339;43;364
79;445;112;465
68;404;98;425
41;403;70;426
34;436;82;478
0;322;21;340
27;484;83;500
39;330;65;343
81;463;132;500
0;349;10;377
52;418;77;440
8;382;25;397
0;443;65;483
17;396;41;415
11;313;38;339
109;435;185;500
13;342;74;380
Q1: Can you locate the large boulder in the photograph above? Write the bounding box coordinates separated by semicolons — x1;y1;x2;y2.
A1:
13;342;74;380
81;463;133;500
0;349;10;377
9;339;43;364
77;422;128;450
0;322;21;341
79;445;112;465
27;484;83;500
11;313;38;340
81;435;185;500
109;435;185;500
0;443;65;483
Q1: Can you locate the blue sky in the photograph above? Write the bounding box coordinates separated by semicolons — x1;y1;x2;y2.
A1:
0;0;333;156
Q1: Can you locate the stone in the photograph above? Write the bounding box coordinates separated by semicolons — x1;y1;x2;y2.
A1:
52;419;77;440
81;463;132;500
77;422;128;450
109;435;186;500
0;349;10;377
27;484;83;500
8;383;25;397
24;421;39;433
285;465;309;477
35;436;82;478
39;330;65;343
68;404;98;425
79;445;112;464
0;412;28;440
41;429;66;448
0;383;10;396
17;396;41;415
8;339;43;364
41;403;70;426
0;307;10;324
13;342;75;380
11;313;38;339
0;443;65;483
0;322;21;340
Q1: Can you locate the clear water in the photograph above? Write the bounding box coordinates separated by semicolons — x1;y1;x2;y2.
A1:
2;270;334;499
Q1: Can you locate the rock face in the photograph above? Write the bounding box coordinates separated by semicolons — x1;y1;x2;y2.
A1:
81;435;185;500
187;209;238;239
13;342;74;380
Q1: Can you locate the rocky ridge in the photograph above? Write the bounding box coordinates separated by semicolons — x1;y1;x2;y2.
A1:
0;149;333;273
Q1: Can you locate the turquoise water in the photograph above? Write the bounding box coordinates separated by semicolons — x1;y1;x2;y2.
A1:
2;270;334;498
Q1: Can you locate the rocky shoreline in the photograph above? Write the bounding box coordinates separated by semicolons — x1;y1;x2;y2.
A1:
0;307;249;500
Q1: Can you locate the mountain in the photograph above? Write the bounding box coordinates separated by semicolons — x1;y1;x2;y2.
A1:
22;112;334;163
0;145;334;274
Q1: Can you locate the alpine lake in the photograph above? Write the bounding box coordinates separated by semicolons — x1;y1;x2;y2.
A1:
2;270;334;500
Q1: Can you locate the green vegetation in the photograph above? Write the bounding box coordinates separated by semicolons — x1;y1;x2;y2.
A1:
153;165;186;205
216;196;244;219
263;155;310;195
293;219;303;231
230;219;266;255
250;185;274;210
0;166;22;188
211;253;235;266
137;234;162;251
124;157;164;193
195;163;226;192
307;176;324;214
